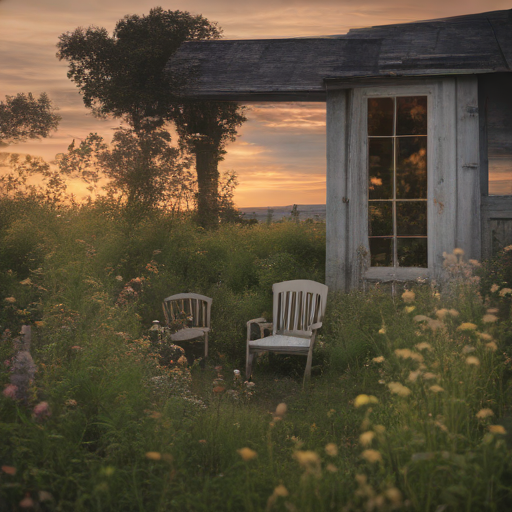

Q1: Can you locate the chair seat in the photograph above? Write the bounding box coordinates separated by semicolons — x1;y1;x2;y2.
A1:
248;334;311;353
170;327;208;342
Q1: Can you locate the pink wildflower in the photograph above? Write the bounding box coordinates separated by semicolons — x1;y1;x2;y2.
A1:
33;401;51;420
2;385;18;399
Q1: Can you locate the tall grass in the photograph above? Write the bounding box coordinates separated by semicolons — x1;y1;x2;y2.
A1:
1;197;511;510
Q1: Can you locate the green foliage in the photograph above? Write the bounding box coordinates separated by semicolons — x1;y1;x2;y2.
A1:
57;8;247;227
0;92;60;145
1;202;511;511
56;8;221;128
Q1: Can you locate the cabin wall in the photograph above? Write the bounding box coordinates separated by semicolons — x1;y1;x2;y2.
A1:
478;73;512;258
326;76;483;291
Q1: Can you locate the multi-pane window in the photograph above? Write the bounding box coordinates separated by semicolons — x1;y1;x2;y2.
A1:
367;96;428;268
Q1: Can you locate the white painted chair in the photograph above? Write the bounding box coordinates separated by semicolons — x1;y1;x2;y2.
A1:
246;280;328;382
162;293;212;362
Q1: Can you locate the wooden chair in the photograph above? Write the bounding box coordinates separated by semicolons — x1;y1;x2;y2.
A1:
246;280;328;382
162;293;212;363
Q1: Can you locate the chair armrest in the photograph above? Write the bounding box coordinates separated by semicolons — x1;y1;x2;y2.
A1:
310;322;323;331
246;318;273;344
246;317;267;328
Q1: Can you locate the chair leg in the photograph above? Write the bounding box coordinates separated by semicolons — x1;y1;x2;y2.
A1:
246;351;254;379
303;348;313;386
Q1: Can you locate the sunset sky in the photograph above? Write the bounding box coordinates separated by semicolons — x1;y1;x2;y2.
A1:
1;0;510;207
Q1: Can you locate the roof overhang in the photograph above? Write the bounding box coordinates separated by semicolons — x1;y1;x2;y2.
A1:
166;9;512;102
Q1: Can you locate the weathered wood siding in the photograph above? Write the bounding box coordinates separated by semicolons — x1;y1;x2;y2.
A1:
326;89;349;290
455;76;481;260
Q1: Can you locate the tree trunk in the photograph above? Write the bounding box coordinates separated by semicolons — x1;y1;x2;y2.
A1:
194;142;219;228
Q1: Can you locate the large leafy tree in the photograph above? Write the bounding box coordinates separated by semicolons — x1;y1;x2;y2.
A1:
0;93;60;145
57;8;246;226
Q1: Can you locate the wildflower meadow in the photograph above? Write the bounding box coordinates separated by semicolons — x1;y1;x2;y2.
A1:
1;196;512;511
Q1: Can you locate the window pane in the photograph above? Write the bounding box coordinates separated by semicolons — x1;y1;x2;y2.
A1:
397;238;428;267
396;96;427;135
370;238;393;267
396;137;427;199
396;201;427;236
369;138;393;199
489;158;512;195
369;202;393;236
368;98;394;136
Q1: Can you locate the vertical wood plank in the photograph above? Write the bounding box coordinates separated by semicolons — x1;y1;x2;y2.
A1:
456;76;481;260
430;78;457;279
326;89;349;291
347;88;368;289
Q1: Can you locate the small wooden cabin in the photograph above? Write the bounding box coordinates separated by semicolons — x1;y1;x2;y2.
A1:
167;9;512;291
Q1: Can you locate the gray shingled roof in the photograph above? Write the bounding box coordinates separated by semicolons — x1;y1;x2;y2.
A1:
166;9;512;101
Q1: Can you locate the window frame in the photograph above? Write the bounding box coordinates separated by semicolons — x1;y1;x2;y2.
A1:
348;83;448;283
367;95;429;269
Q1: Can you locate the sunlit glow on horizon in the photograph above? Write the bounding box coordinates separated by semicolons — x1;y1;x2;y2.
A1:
1;0;510;207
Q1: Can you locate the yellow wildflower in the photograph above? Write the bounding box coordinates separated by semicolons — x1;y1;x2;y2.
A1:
395;348;424;362
4;297;16;303
145;452;161;461
372;356;385;363
429;385;444;393
469;259;481;266
415;342;432;351
485;341;498;352
487;308;499;314
361;449;382;463
490;284;500;293
414;315;430;322
273;484;288;497
237;447;257;461
378;326;386;334
443;252;458;266
427;319;443;331
422;372;437;380
462;345;476;354
385;488;403;506
453;248;465;256
488;425;507;435
405;306;416;313
354;394;378;408
20;278;32;286
374;425;386;434
359;431;375;447
326;463;338;473
482;314;498;323
395;348;412;358
457;323;478;331
408;370;421;382
293;450;321;477
476;408;494;419
325;443;338;457
448;309;460;317
402;290;415;304
477;332;493;341
436;309;448;319
466;356;480;366
275;403;287;418
388;382;411;397
499;288;512;297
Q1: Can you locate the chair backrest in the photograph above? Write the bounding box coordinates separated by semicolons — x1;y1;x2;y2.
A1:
272;280;328;337
162;293;212;329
